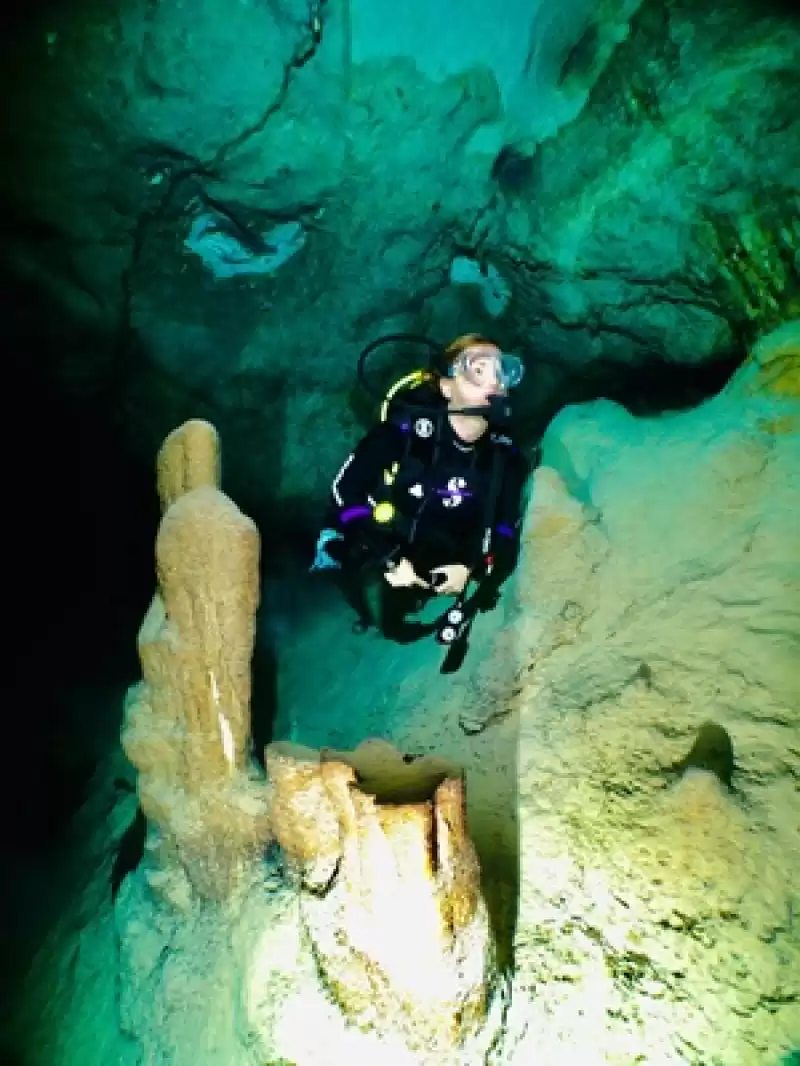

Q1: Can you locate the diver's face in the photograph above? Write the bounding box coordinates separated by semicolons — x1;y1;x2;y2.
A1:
447;344;505;409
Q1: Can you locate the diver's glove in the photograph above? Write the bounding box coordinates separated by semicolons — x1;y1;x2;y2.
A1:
384;557;430;589
429;563;470;596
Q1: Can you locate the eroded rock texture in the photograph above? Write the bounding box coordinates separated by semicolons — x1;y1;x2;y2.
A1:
486;320;800;1064
121;418;271;903
265;737;496;1058
6;324;800;1066
486;0;800;390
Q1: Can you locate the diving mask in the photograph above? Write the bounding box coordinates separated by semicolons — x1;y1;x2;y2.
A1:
452;348;525;393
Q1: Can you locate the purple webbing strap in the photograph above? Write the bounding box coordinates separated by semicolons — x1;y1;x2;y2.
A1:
339;505;372;524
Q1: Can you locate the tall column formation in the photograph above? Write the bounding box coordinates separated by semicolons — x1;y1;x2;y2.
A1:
265;737;496;1057
122;419;271;903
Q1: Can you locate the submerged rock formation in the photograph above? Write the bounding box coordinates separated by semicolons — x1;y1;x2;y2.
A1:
115;418;499;1065
121;418;271;902
489;319;800;1063
4;311;799;1066
3;0;799;1056
266;737;495;1057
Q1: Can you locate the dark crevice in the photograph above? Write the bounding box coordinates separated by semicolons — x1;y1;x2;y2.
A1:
531;349;746;433
2;338;159;855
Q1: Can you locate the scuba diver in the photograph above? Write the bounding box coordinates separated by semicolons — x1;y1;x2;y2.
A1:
311;332;529;664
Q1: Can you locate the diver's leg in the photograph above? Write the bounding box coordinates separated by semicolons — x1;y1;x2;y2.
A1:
337;563;377;633
378;584;436;644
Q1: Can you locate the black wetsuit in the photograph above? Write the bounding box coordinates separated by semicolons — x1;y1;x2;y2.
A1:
327;383;529;638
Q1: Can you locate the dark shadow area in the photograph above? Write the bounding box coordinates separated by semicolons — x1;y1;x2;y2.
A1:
469;548;526;974
0;1052;26;1066
1;334;159;855
523;348;746;446
481;846;518;977
740;0;800;17
250;638;279;766
491;145;539;197
234;381;291;768
579;350;746;415
111;805;147;900
1;1;64;33
0;272;160;1063
557;21;600;87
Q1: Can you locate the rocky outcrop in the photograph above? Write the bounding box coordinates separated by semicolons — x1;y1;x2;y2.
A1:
5;301;800;1066
121;418;271;902
111;321;799;1066
265;737;496;1059
488;320;800;1064
258;320;798;1065
113;419;499;1066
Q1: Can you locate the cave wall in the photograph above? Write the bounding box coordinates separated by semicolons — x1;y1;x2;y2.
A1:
487;0;800;371
0;0;798;535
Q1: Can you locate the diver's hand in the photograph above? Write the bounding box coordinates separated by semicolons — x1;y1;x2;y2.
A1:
384;557;430;589
429;564;470;596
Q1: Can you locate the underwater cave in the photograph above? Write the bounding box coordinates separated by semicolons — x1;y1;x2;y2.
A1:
1;0;798;1063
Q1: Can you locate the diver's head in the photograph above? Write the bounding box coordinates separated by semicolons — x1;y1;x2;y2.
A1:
439;334;523;436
